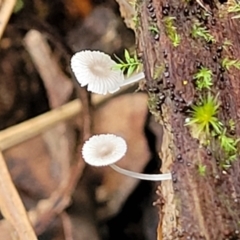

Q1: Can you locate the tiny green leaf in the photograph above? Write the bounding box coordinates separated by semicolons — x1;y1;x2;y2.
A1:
219;129;240;153
124;49;131;62
194;67;213;90
114;50;142;77
127;65;136;77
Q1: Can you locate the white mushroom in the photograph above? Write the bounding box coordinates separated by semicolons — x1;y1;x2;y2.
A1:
82;134;127;166
71;50;145;95
82;134;172;181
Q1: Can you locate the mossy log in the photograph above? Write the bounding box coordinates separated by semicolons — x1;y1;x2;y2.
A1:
136;0;240;239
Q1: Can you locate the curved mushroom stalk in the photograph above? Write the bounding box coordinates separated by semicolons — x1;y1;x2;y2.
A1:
110;164;172;181
121;72;145;86
81;134;172;182
109;71;145;93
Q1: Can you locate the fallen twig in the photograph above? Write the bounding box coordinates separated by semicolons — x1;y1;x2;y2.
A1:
61;212;74;240
0;0;16;39
0;88;129;151
0;151;37;239
0;99;81;150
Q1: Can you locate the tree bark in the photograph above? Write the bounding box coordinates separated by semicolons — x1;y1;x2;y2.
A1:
137;0;240;239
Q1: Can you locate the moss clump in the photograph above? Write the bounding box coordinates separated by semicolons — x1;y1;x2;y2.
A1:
185;94;222;136
222;57;240;70
193;67;213;90
163;17;181;47
191;22;215;43
114;49;141;77
197;163;207;177
228;2;240;19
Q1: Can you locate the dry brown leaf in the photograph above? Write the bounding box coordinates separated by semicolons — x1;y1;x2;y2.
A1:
4;136;59;200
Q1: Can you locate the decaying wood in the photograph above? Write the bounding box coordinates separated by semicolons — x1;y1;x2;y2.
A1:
0;151;37;240
0;0;16;39
136;0;240;239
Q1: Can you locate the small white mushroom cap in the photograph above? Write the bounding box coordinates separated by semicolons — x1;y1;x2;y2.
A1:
82;134;172;181
71;50;124;95
82;134;127;166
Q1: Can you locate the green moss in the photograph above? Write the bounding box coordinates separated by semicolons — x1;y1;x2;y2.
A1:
129;0;137;7
132;14;140;28
223;39;233;50
222;57;240;70
228;2;240;19
191;22;215;43
194;67;213;90
147;94;159;116
197;163;207;176
219;130;239;153
218;128;240;169
186;98;239;170
153;65;164;80
228;119;236;133
185;94;222;136
149;24;159;34
114;49;141;77
163;17;181;47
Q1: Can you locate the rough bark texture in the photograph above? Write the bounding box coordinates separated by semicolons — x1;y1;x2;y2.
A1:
137;0;240;239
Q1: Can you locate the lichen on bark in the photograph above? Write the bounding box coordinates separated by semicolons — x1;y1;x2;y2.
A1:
136;0;240;239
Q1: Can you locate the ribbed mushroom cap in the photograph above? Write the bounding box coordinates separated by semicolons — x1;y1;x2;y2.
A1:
71;50;124;95
82;134;127;166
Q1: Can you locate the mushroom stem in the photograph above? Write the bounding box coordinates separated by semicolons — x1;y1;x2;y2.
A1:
110;164;172;181
120;72;145;86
